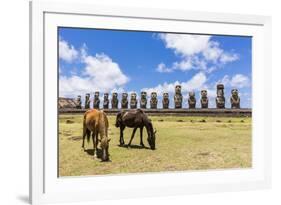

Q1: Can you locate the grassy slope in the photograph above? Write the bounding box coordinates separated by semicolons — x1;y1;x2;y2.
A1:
59;115;251;176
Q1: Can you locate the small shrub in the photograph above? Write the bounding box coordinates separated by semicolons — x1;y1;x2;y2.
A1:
228;120;232;123
216;120;222;123
66;119;75;124
240;120;245;123
199;119;206;123
177;119;184;122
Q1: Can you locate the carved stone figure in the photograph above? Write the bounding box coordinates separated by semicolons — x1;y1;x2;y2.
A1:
93;91;100;109
174;85;183;109
130;93;137;109
84;93;90;109
111;93;118;109
75;95;82;109
121;93;128;109
103;93;109;109
188;91;196;109
150;92;158;109
140;91;147;109
230;89;240;109
216;84;225;109
200;90;208;109
162;93;169;109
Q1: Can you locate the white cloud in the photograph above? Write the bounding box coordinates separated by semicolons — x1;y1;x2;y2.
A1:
59;39;79;63
142;72;207;95
156;33;239;73
216;74;250;88
59;42;129;97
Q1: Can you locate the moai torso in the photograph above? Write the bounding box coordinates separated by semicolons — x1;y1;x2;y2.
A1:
130;93;137;109
103;93;109;109
150;92;158;109
200;90;208;109
230;89;240;109
121;93;128;109
162;93;169;109
84;93;90;109
76;95;82;109
188;92;196;109
111;93;118;109
216;84;225;109
93;92;100;109
140;92;147;109
174;85;183;109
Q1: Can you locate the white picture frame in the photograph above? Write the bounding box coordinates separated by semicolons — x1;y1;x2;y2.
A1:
30;1;272;204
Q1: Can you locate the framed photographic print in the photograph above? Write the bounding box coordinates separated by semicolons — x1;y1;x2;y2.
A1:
30;1;271;204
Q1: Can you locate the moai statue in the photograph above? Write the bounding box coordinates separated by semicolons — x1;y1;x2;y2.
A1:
84;93;90;109
130;93;137;109
200;90;208;109
174;85;183;109
75;95;82;109
140;91;147;109
188;91;196;109
216;84;225;109
230;89;240;109
93;91;100;109
150;92;158;109
121;93;128;109
111;92;118;109
103;93;109;109
162;93;169;109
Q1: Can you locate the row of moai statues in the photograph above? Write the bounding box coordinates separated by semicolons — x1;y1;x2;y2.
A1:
75;84;240;109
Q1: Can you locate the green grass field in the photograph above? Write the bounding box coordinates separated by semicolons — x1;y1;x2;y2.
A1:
59;114;252;176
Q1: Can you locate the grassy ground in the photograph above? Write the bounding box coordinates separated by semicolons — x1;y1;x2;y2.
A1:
59;114;252;176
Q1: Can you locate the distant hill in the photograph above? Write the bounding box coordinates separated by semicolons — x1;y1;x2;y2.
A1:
58;97;78;109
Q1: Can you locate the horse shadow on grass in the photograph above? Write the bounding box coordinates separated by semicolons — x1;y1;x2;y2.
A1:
118;144;151;150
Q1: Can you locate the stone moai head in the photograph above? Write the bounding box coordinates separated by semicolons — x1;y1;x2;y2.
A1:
231;88;240;109
188;91;196;109
85;93;91;109
86;93;90;99
175;85;182;95
141;91;147;99
122;93;128;99
201;90;208;109
162;93;169;109
112;92;118;99
104;93;109;100
201;90;207;98
94;91;99;99
111;92;118;109
151;92;157;99
130;93;137;109
216;84;225;108
217;84;224;97
150;92;158;109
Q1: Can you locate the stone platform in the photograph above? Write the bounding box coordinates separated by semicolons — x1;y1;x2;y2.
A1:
59;108;252;117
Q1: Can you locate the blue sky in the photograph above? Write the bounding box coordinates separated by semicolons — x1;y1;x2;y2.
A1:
59;27;252;108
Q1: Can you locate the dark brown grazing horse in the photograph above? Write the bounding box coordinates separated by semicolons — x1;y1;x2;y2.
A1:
82;109;111;161
115;109;156;150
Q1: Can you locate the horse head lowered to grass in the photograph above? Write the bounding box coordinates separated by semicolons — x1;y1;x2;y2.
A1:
115;109;156;150
82;109;111;161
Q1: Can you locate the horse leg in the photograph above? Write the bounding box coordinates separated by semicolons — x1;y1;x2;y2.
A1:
92;132;97;158
127;127;137;147
140;127;144;147
120;126;125;145
95;130;99;158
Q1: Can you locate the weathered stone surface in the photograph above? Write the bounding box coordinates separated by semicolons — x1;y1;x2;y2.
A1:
216;84;225;109
121;93;128;109
150;92;158;109
111;93;118;109
140;91;147;109
188;91;196;109
93;91;100;109
231;89;240;109
103;93;109;109
174;85;183;109
75;95;82;109
130;93;137;109
84;93;90;109
200;90;208;108
162;93;169;109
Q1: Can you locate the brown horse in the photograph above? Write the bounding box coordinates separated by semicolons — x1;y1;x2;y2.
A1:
82;109;111;161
